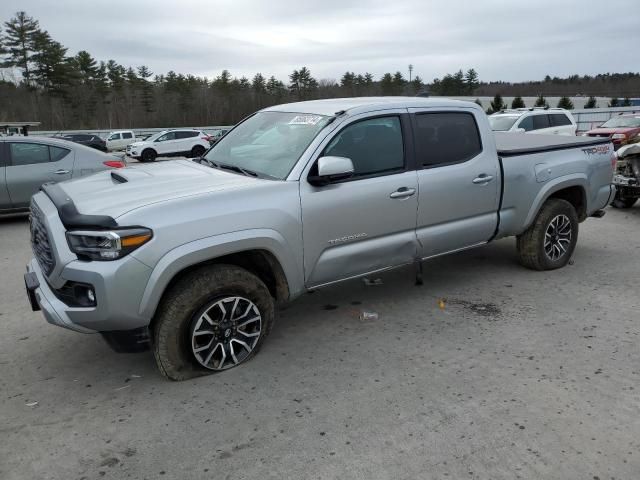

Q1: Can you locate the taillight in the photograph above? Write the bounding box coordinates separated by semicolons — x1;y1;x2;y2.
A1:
104;160;125;168
611;151;618;172
202;136;211;141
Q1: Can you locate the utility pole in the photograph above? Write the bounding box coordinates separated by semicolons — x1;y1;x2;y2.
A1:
408;64;413;83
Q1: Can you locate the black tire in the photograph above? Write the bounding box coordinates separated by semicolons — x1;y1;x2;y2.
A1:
516;198;578;271
140;148;157;163
191;145;205;158
152;264;274;381
611;196;637;209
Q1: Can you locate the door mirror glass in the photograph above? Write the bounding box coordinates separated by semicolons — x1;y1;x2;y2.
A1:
309;156;354;186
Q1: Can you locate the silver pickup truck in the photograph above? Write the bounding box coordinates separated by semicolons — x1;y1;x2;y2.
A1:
24;98;615;380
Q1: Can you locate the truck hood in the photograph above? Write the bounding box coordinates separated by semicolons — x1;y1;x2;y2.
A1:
56;160;262;219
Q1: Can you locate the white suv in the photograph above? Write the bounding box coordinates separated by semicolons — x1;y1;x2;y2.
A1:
489;108;577;136
126;129;211;162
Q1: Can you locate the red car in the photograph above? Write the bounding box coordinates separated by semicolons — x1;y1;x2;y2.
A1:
584;114;640;149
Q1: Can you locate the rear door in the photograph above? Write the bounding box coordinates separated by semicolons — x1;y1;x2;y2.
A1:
5;141;74;208
409;108;500;258
0;141;11;209
175;131;197;152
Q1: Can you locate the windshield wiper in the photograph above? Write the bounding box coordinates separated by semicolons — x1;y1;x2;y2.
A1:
217;163;259;177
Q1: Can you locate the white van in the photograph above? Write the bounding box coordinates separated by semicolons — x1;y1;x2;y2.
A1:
105;130;136;151
489;108;577;136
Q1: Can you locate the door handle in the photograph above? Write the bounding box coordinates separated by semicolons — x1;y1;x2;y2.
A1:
389;187;416;199
54;169;70;175
472;174;493;185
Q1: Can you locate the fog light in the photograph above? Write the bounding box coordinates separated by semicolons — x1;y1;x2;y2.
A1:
87;289;95;303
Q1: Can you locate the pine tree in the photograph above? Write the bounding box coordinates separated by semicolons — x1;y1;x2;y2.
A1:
392;71;406;95
289;67;317;99
2;11;41;85
251;73;266;94
534;94;549;108
511;96;525;108
74;50;97;83
31;30;74;96
137;65;154;113
556;96;574;110
464;68;479;95
584;96;597;108
489;93;507;114
609;97;619;107
380;73;394;95
266;76;285;98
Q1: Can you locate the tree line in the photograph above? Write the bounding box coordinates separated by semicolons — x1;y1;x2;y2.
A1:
0;11;638;130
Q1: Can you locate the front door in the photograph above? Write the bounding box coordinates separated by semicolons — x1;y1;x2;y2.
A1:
408;108;500;258
300;112;419;287
154;131;178;155
5;141;74;208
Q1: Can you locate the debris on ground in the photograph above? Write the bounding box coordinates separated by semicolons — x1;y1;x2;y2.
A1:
25;401;38;407
359;311;379;321
438;298;447;310
363;278;383;286
114;385;131;391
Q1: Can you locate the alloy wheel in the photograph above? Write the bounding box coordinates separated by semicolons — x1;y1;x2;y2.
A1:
190;296;262;370
544;214;572;261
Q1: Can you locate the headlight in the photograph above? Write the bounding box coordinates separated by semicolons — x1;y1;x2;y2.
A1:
66;228;153;261
612;133;627;139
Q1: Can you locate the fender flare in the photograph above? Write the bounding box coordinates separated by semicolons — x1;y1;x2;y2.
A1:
137;229;304;319
522;174;588;231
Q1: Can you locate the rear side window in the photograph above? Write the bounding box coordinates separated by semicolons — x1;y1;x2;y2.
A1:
9;143;70;166
324;116;404;177
532;115;550;130
413;112;482;167
550;114;572;127
122;132;133;139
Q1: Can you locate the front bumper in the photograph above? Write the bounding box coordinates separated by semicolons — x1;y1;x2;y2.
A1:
613;174;640;190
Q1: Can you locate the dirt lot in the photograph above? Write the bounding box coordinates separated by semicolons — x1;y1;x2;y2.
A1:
1;204;639;480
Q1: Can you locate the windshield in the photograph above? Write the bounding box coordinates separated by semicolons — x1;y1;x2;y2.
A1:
203;111;331;179
488;115;519;131
600;117;640;128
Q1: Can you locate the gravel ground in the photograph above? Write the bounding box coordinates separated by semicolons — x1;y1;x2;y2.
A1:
1;204;639;480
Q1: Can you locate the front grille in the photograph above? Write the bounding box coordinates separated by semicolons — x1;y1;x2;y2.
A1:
30;202;56;276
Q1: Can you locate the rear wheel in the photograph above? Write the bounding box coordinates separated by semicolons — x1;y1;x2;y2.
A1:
152;264;274;380
611;196;637;209
140;148;157;163
191;145;205;158
516;198;578;271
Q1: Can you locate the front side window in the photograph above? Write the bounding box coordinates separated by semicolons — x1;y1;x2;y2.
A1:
204;111;332;179
414;112;482;167
532;114;550;130
108;133;121;141
156;132;176;142
323;116;404;177
10;143;50;166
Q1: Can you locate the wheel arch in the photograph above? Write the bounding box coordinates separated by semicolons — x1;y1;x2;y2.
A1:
139;230;303;321
522;176;588;231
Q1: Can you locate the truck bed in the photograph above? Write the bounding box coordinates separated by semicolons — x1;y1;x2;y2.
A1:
495;132;610;157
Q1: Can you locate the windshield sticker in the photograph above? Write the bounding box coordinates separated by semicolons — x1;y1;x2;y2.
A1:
288;115;323;126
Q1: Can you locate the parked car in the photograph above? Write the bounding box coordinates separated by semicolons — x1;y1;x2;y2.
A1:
0;136;125;213
611;142;640;208
24;97;615;380
207;128;230;144
106;130;136;151
125;129;211;162
60;133;107;152
583;114;640;150
489;108;577;136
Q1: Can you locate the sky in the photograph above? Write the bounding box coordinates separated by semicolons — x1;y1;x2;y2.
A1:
1;0;639;84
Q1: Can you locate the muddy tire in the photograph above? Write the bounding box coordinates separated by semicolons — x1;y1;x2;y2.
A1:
140;148;157;163
516;198;578;271
152;264;274;381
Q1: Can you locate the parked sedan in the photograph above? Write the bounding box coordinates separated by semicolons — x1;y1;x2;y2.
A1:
584;114;640;150
59;133;108;152
0;136;125;213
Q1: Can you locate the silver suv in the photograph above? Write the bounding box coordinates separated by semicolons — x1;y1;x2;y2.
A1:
24;98;615;380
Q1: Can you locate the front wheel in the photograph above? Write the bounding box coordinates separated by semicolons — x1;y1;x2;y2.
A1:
152;264;274;380
516;198;578;271
611;196;637;209
140;148;157;163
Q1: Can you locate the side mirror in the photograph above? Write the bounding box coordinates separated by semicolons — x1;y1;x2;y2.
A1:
308;156;354;186
514;127;526;133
